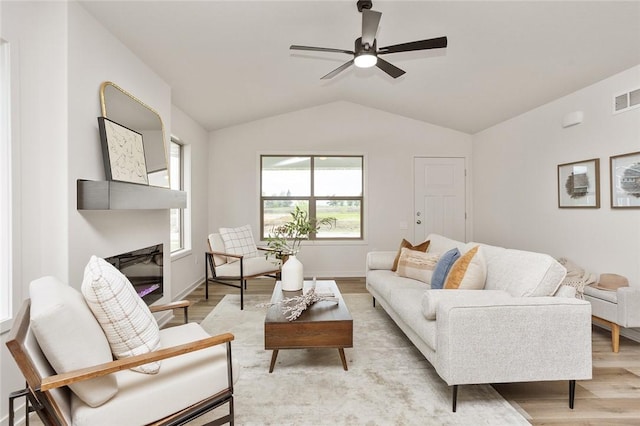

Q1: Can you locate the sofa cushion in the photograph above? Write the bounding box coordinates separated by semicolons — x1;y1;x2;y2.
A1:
219;224;258;263
444;246;487;290
431;248;461;289
71;323;239;426
422;289;512;320
82;256;161;374
396;248;440;284
483;249;566;297
30;276;118;408
391;239;430;272
425;233;467;255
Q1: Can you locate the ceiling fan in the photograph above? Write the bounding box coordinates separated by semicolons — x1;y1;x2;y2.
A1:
290;0;448;80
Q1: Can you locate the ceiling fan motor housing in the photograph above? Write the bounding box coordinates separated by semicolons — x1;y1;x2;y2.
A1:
357;0;373;12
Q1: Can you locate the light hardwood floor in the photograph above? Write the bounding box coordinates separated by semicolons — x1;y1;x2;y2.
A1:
166;277;640;425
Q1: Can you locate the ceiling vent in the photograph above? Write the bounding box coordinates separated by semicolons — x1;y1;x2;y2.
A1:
613;87;640;114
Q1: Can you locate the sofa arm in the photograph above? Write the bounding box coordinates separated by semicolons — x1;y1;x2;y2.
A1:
435;297;592;386
366;251;396;272
617;286;640;327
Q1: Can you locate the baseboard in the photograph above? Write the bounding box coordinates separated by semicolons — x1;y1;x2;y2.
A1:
1;400;27;426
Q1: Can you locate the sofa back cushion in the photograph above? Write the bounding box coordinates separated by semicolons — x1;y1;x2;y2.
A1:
425;233;467;255
30;276;118;407
482;248;566;297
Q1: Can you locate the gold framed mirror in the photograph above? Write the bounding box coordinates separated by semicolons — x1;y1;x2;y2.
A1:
99;81;170;188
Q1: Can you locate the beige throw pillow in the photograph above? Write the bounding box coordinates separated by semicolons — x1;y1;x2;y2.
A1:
396;248;440;284
82;256;161;374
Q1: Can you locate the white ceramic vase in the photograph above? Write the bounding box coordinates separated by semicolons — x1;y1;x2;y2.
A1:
281;255;303;291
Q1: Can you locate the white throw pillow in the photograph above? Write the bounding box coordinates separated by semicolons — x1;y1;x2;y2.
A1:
396;248;440;284
30;276;118;407
82;256;161;374
219;224;258;263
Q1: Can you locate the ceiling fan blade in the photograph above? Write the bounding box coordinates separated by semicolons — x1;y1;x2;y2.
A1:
378;36;448;55
376;57;405;79
361;9;382;46
290;45;354;55
321;60;354;80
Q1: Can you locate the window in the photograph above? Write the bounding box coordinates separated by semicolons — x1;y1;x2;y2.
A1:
1;38;12;325
260;155;364;240
169;139;184;252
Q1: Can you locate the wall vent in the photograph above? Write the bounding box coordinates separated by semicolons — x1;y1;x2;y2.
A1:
613;87;640;114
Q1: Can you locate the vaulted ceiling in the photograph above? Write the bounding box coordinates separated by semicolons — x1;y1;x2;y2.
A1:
80;1;640;134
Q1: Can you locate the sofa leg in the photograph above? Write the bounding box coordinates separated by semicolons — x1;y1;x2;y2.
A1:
569;380;576;409
372;297;376;308
452;385;458;412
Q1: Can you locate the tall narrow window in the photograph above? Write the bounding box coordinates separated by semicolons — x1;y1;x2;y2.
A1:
169;139;184;252
260;155;364;240
1;38;12;323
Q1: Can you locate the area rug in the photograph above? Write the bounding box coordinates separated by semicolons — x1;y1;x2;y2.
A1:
197;294;530;425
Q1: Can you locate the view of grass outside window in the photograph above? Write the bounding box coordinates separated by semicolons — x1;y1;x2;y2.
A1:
170;140;184;252
261;155;363;240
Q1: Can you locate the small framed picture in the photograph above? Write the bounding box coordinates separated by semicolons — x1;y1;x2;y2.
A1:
610;151;640;208
557;158;600;208
98;117;148;185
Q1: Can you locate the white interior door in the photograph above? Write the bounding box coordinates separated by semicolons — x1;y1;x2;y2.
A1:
414;157;466;242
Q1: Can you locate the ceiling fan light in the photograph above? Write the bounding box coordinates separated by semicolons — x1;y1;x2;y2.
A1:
354;53;377;68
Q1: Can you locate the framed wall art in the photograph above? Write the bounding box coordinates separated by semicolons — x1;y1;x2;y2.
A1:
610;151;640;208
98;117;149;185
557;158;600;208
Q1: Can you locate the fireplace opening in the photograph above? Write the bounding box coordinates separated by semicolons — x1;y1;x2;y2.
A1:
105;243;163;305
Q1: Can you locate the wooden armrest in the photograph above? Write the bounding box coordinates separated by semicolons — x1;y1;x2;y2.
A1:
149;300;191;313
41;332;235;391
206;250;243;260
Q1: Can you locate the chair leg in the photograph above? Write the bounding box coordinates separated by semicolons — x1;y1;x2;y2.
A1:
569;380;576;409
452;385;458;412
611;323;620;353
240;282;244;310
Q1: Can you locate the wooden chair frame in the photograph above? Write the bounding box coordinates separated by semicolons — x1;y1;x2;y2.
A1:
6;300;235;426
205;242;280;310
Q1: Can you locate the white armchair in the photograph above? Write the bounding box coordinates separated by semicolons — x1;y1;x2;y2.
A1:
206;225;281;310
6;276;237;426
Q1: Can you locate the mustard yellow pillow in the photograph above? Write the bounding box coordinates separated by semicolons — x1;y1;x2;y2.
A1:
444;246;487;290
392;239;430;272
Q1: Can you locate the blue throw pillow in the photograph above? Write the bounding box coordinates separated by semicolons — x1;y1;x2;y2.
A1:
430;248;461;289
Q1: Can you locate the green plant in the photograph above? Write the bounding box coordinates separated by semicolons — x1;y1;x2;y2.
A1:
266;206;335;257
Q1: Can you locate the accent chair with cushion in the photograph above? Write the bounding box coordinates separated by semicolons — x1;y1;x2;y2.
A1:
206;225;281;310
6;275;237;426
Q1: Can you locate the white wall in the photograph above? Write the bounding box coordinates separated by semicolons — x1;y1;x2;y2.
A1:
67;2;172;294
170;105;210;299
209;101;473;277
473;66;640;289
1;2;69;424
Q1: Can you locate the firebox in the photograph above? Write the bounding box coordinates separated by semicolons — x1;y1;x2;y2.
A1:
105;243;163;305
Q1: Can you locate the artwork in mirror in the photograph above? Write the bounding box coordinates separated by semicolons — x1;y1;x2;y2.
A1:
98;117;148;185
99;81;170;188
557;158;600;208
610;151;640;208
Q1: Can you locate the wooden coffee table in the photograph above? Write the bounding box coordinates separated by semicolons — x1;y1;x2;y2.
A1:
264;280;353;373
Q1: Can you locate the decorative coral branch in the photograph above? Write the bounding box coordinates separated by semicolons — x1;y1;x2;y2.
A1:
258;283;338;321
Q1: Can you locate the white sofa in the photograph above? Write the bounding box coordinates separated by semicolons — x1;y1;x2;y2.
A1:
366;234;593;411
